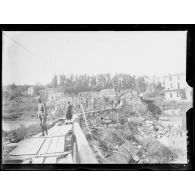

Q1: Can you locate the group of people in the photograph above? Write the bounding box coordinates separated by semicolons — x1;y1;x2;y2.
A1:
37;94;122;136
37;96;75;136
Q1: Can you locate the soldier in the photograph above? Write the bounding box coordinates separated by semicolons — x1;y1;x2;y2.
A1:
37;96;48;136
66;101;75;121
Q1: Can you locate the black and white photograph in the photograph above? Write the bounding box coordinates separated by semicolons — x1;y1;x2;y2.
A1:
2;30;193;165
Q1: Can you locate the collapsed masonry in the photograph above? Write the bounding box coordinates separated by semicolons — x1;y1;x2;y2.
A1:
79;97;187;164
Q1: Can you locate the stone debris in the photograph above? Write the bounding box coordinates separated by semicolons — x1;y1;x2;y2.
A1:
103;141;139;164
79;90;188;164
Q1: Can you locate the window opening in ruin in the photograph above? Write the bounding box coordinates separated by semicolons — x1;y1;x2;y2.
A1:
177;83;180;89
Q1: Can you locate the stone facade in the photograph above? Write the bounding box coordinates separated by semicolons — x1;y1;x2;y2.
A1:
164;74;192;101
100;88;116;99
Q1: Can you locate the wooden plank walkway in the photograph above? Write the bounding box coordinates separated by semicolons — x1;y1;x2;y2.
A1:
6;123;73;164
6;115;99;164
55;136;65;153
47;137;59;154
9;138;45;156
38;138;52;155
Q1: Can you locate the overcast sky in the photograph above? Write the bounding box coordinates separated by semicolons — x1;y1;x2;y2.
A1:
2;31;187;86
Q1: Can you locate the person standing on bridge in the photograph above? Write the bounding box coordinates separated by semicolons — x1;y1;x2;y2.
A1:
37;96;48;136
66;101;75;121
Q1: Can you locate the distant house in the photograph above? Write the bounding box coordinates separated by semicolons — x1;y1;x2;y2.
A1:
100;88;116;99
40;88;65;101
27;87;35;96
47;91;64;101
164;73;192;101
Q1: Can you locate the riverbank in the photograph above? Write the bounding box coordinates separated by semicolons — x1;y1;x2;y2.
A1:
2;119;39;132
2;123;41;161
2;96;56;121
2;120;56;161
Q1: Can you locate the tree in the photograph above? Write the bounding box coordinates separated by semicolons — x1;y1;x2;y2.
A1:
136;77;147;93
112;74;120;91
90;76;97;91
59;75;65;87
155;82;164;91
52;75;57;88
9;83;17;91
8;83;17;100
105;73;113;88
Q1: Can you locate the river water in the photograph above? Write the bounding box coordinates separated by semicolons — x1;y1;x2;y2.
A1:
2;119;39;131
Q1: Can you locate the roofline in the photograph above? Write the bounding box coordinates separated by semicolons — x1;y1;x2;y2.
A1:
165;88;185;92
164;73;185;77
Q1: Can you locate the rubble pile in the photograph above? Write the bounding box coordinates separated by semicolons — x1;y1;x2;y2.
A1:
103;141;140;164
79;93;188;164
138;138;178;163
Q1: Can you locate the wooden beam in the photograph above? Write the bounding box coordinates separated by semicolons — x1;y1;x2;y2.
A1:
6;151;71;163
32;157;45;164
38;138;52;154
44;157;57;163
47;137;59;154
9;138;45;156
73;122;98;164
55;136;65;153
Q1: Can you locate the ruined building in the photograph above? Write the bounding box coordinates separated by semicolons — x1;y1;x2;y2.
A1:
164;73;192;101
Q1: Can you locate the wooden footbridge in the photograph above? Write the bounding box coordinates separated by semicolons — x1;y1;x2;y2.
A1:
4;114;98;164
4;104;118;164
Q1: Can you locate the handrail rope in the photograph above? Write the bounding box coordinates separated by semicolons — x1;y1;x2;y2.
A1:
80;103;94;141
79;104;110;161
